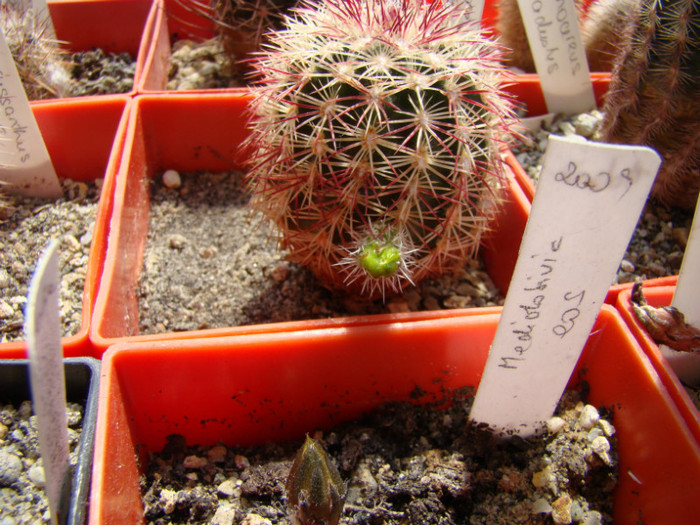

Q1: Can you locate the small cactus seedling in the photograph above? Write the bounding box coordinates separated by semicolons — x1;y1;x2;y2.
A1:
1;1;70;100
286;436;346;525
601;0;700;209
246;0;518;298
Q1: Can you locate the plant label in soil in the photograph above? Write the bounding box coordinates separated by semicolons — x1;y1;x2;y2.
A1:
515;0;595;114
668;194;700;384
0;27;61;198
25;239;71;525
470;135;660;437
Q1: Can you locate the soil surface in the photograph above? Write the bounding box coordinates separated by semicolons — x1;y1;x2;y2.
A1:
0;180;101;342
0;400;84;525
65;48;136;96
137;171;503;334
140;388;617;525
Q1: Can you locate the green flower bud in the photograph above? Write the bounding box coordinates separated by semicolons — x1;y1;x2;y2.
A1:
286;436;346;525
359;241;402;279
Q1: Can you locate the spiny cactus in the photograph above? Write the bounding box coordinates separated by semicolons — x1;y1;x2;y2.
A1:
246;0;519;298
601;0;700;209
1;1;70;100
581;0;641;72
177;0;297;69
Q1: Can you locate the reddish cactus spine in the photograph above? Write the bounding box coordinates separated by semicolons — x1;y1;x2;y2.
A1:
246;0;518;298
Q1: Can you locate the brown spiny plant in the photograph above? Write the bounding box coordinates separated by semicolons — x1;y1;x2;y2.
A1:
602;0;700;209
581;0;641;72
245;0;519;298
1;1;70;100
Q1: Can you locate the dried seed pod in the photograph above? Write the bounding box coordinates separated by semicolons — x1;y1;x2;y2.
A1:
286;436;345;525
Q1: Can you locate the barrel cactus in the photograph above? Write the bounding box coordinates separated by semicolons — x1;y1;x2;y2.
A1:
601;0;700;209
246;0;518;298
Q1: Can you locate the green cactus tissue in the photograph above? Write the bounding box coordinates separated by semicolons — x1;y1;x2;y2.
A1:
245;0;518;298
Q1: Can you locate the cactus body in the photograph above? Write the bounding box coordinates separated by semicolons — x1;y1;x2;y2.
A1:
581;0;641;72
1;2;69;100
602;0;700;209
246;0;517;298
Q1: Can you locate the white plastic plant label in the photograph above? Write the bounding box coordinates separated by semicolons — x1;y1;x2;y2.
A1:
470;135;661;437
25;240;72;525
0;27;61;198
668;195;700;384
515;0;596;114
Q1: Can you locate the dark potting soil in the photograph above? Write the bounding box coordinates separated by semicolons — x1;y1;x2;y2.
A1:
0;180;101;342
136;171;503;335
140;388;617;525
66;48;136;96
0;400;84;524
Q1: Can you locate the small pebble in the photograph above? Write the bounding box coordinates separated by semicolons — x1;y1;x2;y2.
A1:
208;445;228;464
217;478;238;498
27;464;46;486
577;405;600;430
159;488;177;514
590;436;612;466
211;504;237;525
183;455;208;469
0;451;23;485
551;493;573;524
169;234;188;250
532;497;552;514
619;259;635;273
162;169;182;189
240;514;272;525
546;416;567;434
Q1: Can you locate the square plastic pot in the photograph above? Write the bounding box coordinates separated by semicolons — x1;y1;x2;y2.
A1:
88;91;531;354
0;357;100;525
0;96;131;359
615;285;700;448
46;0;154;99
89;305;700;525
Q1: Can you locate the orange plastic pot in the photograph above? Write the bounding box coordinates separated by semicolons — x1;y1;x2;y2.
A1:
616;285;700;447
47;0;153;98
89;305;700;525
0;96;131;359
89;92;531;354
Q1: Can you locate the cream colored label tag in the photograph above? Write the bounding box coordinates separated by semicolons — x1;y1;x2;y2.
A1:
669;195;700;384
26;240;72;525
470;136;660;436
449;0;485;25
515;0;595;114
0;28;61;197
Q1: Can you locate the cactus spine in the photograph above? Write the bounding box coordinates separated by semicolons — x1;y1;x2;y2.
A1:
1;1;69;100
246;0;518;298
601;0;700;209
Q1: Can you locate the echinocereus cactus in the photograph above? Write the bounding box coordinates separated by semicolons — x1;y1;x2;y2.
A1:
581;0;641;72
246;0;518;298
601;0;700;209
1;1;70;100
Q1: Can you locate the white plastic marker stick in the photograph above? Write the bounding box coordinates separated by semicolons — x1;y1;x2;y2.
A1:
515;0;595;114
25;240;72;525
667;195;700;384
31;0;57;38
470;136;661;437
0;27;61;197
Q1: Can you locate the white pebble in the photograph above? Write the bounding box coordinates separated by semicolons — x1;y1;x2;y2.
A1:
27;464;46;486
597;419;616;437
590;436;612;465
546;416;567;434
620;259;635;273
532;498;552;514
577;404;600;430
211;504;237;525
162;169;182;189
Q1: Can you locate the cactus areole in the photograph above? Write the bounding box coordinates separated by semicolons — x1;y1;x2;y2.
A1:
246;0;517;298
